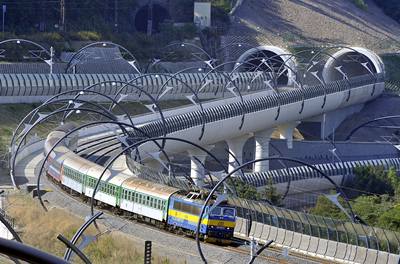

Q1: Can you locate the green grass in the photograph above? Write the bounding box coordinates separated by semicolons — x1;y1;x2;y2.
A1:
5;193;179;264
211;0;233;13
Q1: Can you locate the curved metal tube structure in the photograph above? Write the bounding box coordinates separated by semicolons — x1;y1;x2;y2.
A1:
0;38;51;58
63;211;103;261
161;42;213;62
12;104;122;190
36;121;177;210
65;41;140;74
57;234;91;264
345;115;400;141
195;157;361;263
0;237;68;264
111;75;200;141
10;87;137;169
89;136;237;216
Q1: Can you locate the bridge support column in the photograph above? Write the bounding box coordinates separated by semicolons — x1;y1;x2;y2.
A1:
254;128;275;173
279;121;301;149
226;135;251;175
188;146;213;188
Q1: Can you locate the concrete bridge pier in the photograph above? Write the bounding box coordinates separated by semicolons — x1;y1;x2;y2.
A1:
188;146;213;188
253;128;275;173
226;135;251;175
279;121;301;149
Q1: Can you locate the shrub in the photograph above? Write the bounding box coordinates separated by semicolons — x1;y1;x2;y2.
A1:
352;0;368;10
33;32;64;43
70;31;102;41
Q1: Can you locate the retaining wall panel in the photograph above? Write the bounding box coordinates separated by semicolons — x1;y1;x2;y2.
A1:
354;247;367;264
325;241;337;257
307;237;319;253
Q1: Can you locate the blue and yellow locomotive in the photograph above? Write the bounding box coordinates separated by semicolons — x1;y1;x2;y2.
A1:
168;192;236;243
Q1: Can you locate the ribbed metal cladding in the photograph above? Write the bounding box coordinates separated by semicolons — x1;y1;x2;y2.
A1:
129;73;382;139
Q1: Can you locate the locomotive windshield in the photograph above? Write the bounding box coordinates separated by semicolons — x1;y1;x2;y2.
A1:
210;207;222;216
223;208;235;217
209;206;236;217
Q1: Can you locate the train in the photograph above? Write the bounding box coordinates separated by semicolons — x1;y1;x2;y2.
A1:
43;124;236;243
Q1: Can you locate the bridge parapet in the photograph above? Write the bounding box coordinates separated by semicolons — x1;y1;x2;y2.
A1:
232;197;400;264
0;71;270;103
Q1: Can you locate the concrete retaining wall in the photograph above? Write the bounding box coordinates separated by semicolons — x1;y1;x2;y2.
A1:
234;217;400;264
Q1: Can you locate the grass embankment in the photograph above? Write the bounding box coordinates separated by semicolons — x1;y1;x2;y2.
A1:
4;193;176;264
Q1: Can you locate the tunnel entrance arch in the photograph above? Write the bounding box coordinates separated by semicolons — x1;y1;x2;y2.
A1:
135;3;170;34
322;47;384;83
236;46;297;86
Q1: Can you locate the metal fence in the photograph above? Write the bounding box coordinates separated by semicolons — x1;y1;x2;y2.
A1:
231;197;400;262
240;157;400;187
133;73;384;139
0;72;269;98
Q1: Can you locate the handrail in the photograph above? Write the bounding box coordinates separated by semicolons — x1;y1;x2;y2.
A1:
131;74;383;138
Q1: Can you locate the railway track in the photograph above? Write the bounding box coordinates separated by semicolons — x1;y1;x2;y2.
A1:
42;174;338;264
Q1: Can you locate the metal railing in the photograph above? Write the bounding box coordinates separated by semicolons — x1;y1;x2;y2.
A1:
240;157;400;187
134;73;384;138
231;196;400;259
0;72;268;98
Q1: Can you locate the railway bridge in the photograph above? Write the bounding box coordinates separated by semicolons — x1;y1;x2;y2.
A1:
10;44;400;264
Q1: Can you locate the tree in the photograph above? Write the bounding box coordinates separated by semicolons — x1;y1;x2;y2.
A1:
349;166;394;196
351;195;392;226
309;195;347;220
378;205;400;231
387;167;400;198
231;178;261;201
262;178;282;206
